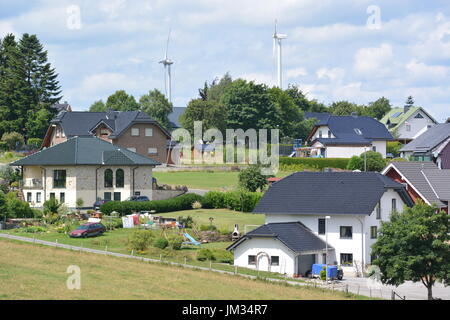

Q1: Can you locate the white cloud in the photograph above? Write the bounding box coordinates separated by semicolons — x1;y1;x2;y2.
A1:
353;43;394;76
286;67;307;79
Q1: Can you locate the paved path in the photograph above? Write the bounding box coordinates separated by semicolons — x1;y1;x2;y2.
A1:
187;188;209;196
1;233;448;300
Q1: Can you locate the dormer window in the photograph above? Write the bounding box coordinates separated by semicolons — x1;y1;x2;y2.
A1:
414;113;424;119
100;129;109;136
354;128;362;135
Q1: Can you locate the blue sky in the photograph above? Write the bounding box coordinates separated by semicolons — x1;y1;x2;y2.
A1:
1;0;449;121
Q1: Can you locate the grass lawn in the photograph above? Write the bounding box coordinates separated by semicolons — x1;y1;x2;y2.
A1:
153;170;294;190
0;239;364;300
159;208;264;232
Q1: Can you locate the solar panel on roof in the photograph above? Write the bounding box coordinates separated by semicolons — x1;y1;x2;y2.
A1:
392;112;402;118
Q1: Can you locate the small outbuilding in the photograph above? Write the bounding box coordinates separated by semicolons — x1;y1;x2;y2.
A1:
227;222;331;277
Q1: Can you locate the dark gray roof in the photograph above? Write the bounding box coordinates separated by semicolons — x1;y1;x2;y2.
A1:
10;136;160;166
400;123;450;153
253;172;413;216
168;107;186;129
310;115;393;145
227;222;330;253
51;111;170;139
51;102;72;112
304;112;331;126
385;161;449;207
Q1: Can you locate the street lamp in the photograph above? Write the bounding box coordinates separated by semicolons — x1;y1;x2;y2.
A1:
325;216;331;284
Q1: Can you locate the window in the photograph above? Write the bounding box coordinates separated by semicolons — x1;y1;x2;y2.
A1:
50;193;55;199
318;218;326;235
148;148;157;154
340;226;353;239
271;256;279;266
340;253;353;265
104;169;113;188
134;191;141;196
116;169;124;188
55;127;60;138
354;128;362;135
104;192;112;201
60;192;65;204
370;226;378;239
36;192;41;203
376;202;381;220
248;255;256;265
372;146;377;152
131;128;139;136
406;124;411;132
414;113;424;119
145;128;153;136
100;129;109;136
327;130;331;138
27;192;32;202
319;130;323;138
392;199;397;213
114;192;121;201
127;147;136;153
53;170;66;188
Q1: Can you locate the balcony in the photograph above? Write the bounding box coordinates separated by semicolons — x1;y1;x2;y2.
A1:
20;179;43;190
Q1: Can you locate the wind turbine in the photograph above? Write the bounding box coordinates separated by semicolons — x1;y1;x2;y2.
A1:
159;28;174;103
273;19;287;89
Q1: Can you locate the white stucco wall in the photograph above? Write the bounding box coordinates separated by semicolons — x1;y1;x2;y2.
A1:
395;109;436;140
263;188;406;274
324;146;369;158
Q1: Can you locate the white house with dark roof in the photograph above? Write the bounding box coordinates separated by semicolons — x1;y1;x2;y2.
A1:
227;172;414;277
11;136;160;209
304;115;393;159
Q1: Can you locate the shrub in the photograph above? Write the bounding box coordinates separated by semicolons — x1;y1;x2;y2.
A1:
346;151;386;172
202;190;262;212
153;237;169;249
43;198;61;214
279;157;350;170
238;165;271;192
27;138;43;149
212;249;234;264
196;248;215;261
200;224;217;231
320;266;327;281
1;132;24;150
5;192;33;219
168;234;184;250
201;191;225;209
100;193;203;215
387;141;403;158
128;230;154;252
192;201;202;209
178;216;194;228
20;226;47;233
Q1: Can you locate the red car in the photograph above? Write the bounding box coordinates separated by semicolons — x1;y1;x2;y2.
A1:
69;223;106;238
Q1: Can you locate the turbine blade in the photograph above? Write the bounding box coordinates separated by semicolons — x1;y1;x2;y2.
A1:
165;27;171;60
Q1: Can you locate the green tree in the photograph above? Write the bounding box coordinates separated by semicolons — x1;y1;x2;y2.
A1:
285;84;328;112
405;95;414;108
139;89;173;131
89;100;106;112
346;151;386;172
105;90;139;111
268;87;303;138
223;79;279;131
367;97;392;120
180;99;227;136
0;191;6;220
25;108;52;139
1;131;24;150
329;101;362;116
208;73;233;103
372;202;450;300
238;165;271;192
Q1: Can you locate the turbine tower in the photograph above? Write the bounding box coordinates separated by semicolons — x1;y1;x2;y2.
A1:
273;20;287;89
159;28;174;103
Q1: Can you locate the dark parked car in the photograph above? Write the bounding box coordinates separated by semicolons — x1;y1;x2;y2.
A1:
126;196;150;202
69;223;106;238
93;199;111;210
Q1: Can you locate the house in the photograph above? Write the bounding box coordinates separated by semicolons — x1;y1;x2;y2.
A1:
41;110;172;164
305;115;393;158
382;161;450;213
399;123;450;169
227;172;413;277
51;101;72;113
380;106;437;143
168;107;186;130
10;136;160;209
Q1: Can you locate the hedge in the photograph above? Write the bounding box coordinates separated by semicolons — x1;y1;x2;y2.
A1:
99;193;203;216
201;190;262;212
279;157;350;170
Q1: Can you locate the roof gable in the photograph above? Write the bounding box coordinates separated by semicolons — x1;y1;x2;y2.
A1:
401;123;450;152
381;107;437;131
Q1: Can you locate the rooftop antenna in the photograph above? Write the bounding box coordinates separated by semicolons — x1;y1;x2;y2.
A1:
159;27;174;103
273;19;287;89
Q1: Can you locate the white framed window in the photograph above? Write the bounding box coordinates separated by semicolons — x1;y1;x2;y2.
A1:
36;192;41;203
127;147;136;152
145;128;153;137
406;124;411;132
131;128;139;136
100;129;109;135
148;148;157;154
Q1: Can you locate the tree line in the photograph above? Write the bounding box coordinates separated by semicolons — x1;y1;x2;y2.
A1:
0;33;61;146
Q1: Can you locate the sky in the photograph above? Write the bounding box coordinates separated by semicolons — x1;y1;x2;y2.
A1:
1;0;450;122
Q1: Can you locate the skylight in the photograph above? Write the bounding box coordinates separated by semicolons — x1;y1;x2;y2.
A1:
354;128;362;135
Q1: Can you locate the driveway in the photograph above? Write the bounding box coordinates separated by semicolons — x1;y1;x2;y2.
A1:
336;276;450;300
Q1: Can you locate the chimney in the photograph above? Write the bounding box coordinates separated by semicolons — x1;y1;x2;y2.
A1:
404;105;410;114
